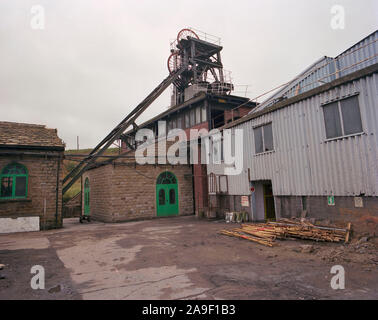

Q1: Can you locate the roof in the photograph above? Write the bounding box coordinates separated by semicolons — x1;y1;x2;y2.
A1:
253;56;333;113
132;92;207;131
336;29;378;58
0;121;65;150
251;29;378;115
122;92;254;137
221;62;378;131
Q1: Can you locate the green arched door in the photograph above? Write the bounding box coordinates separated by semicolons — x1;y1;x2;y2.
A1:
156;172;179;217
84;178;90;216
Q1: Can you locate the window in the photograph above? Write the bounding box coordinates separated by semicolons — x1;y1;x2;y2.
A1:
323;102;342;139
177;116;182;129
185;112;190;128
263;123;273;151
196;107;201;124
0;163;28;199
341;96;363;135
190;109;195;127
159;189;165;205
254;123;274;154
157;171;177;184
201;106;207;122
212;136;223;163
221;138;224;162
254;127;263;154
213;142;220;163
323;95;363;139
169;188;176;204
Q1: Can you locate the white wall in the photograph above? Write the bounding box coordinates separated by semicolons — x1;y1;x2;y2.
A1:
0;217;40;234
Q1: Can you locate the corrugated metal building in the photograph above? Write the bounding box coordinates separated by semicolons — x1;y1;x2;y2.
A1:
207;30;378;226
254;30;377;112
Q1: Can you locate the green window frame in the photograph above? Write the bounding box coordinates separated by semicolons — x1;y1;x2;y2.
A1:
0;163;28;199
156;171;177;184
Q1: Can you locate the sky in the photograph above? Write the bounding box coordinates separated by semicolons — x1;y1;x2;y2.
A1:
0;0;377;149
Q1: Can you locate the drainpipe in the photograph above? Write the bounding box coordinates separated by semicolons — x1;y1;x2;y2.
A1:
191;164;196;216
55;155;61;228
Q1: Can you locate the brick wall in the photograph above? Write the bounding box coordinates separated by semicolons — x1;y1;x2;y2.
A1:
224;106;252;124
83;162;194;223
0;152;63;230
274;195;378;235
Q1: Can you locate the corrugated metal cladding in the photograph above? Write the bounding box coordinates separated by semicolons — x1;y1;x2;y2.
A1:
207;73;378;197
277;57;335;100
254;57;334;112
254;30;378;113
337;30;378;77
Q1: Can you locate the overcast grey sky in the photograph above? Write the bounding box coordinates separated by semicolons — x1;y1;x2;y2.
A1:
0;0;377;149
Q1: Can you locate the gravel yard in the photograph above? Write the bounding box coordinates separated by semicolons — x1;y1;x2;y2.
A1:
0;216;377;300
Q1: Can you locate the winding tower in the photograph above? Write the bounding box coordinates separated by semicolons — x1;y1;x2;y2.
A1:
167;28;233;106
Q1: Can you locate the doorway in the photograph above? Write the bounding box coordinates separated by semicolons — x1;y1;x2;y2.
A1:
156;172;179;217
84;177;90;216
263;182;276;221
251;180;276;221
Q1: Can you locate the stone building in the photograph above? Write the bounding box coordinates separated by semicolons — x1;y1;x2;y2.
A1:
72;28;256;221
81;141;193;222
120;93;255;218
0;122;65;233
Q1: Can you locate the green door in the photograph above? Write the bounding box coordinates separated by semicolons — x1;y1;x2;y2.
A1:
84;178;90;216
156;172;179;217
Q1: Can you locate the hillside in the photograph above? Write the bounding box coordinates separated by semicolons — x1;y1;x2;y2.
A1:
63;147;121;202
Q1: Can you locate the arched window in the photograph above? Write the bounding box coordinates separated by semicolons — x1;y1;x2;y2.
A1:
0;163;28;199
156;171;177;185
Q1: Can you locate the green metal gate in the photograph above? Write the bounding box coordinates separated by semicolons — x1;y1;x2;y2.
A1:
84;178;90;216
156;172;179;217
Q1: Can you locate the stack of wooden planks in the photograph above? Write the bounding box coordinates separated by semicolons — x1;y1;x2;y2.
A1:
219;219;352;247
220;229;275;247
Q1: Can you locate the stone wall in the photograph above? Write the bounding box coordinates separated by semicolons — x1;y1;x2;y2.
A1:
83;162;194;223
0;152;63;230
63;191;81;218
82;164;113;222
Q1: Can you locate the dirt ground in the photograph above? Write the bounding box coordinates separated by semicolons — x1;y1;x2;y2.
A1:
0;216;377;300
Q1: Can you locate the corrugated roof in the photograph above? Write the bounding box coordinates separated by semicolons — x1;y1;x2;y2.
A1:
253;56;332;113
251;29;378;115
0;121;65;149
220;62;378;130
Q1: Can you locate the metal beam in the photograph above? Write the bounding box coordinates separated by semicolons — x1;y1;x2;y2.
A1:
63;65;187;194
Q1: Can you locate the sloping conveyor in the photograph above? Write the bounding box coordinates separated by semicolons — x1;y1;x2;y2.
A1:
63;65;187;194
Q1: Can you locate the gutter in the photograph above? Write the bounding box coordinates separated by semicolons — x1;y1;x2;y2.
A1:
0;145;65;152
0;150;62;158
